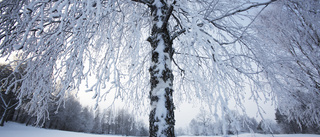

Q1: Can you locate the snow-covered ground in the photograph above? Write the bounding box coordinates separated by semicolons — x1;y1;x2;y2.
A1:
0;122;114;137
1;122;319;137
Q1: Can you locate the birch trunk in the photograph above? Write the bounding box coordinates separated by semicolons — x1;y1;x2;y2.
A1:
148;0;175;136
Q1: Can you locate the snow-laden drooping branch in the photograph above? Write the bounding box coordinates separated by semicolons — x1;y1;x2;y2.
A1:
0;0;136;124
170;0;274;118
251;0;320;127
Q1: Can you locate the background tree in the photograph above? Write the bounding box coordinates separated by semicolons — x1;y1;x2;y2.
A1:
257;119;280;134
275;109;319;134
241;117;258;133
175;127;186;136
50;96;84;132
188;119;200;136
195;110;211;135
187;110;260;136
80;107;94;133
0;0;281;136
92;108;103;134
0;65;18;126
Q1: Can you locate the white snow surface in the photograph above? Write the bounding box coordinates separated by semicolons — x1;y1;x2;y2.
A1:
0;122;113;137
1;122;320;137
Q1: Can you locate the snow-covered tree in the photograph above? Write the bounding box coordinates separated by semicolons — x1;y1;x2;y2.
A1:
252;0;320;128
0;0;278;136
188;110;259;136
275;108;319;134
257;119;280;134
195;110;211;135
240;116;258;133
55;96;83;132
188;119;201;136
80;107;94;133
212;120;223;135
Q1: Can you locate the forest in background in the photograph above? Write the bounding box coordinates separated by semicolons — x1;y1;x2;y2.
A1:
177;109;319;136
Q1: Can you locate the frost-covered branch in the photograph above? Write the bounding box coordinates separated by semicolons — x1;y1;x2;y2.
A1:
210;0;277;22
171;28;186;41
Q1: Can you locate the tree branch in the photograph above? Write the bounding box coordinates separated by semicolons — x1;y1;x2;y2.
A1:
131;0;151;5
210;0;277;22
164;1;176;24
208;4;269;46
171;28;186;41
172;57;185;75
175;52;210;59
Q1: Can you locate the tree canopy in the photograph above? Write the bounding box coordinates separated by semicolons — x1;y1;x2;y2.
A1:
1;0;319;136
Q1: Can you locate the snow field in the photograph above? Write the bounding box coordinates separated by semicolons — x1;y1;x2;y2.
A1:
0;122;118;137
1;122;320;137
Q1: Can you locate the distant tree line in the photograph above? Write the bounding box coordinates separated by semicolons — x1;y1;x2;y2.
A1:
0;64;148;136
177;109;319;136
182;110;259;136
12;96;148;136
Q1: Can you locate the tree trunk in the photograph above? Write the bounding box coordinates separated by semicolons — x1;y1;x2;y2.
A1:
0;108;8;126
148;0;175;137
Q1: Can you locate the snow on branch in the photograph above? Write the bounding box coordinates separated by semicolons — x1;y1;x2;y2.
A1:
210;0;277;22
